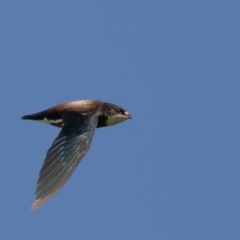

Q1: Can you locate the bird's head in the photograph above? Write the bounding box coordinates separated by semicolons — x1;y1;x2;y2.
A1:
102;103;132;127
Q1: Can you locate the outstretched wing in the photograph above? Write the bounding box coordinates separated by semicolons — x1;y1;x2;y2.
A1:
31;111;99;209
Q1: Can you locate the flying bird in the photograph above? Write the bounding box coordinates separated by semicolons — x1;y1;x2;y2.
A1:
22;100;131;209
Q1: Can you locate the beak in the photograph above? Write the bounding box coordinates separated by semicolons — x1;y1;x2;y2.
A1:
125;111;132;119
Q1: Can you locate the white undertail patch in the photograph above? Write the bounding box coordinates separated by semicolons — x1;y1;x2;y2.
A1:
39;118;62;124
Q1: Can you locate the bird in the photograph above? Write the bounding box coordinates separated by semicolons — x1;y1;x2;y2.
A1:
22;100;131;209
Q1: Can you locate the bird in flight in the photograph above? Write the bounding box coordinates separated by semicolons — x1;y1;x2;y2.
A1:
22;100;131;209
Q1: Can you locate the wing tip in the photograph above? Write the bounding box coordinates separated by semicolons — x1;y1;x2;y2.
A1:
31;200;41;210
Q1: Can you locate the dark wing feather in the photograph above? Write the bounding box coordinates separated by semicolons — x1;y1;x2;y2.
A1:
31;111;98;209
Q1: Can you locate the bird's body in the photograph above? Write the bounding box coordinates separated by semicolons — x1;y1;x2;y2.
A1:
22;100;131;209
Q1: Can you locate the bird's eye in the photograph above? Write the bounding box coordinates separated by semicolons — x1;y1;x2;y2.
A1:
116;109;123;113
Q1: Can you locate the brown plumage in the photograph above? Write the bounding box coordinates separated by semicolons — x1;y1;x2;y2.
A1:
22;100;131;209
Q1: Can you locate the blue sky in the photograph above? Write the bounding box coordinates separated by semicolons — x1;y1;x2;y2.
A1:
1;1;240;239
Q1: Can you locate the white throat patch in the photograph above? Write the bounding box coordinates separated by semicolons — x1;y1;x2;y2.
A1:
106;114;128;126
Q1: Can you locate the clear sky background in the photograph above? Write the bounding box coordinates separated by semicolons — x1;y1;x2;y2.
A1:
1;1;240;239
